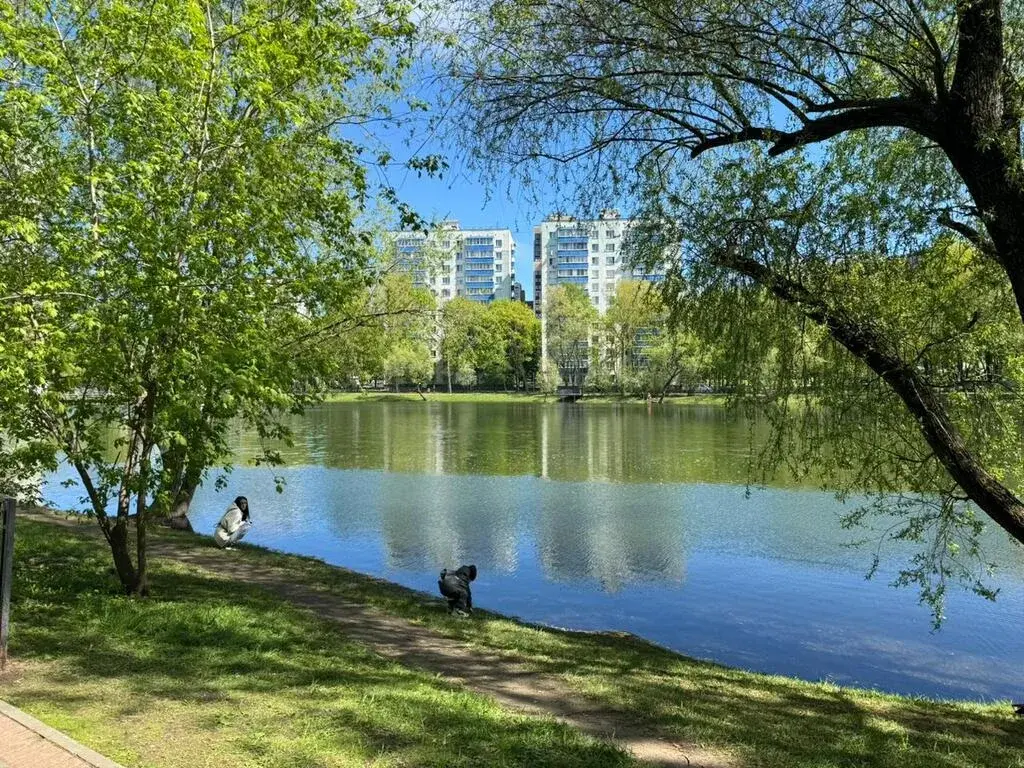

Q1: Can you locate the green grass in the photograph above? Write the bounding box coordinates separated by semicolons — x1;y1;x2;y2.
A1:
8;516;1024;768
3;519;635;768
324;390;728;406
324;391;551;404
168;527;1024;768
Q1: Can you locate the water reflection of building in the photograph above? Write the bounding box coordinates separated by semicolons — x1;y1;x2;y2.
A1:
377;473;521;573
228;403;1024;587
537;480;687;592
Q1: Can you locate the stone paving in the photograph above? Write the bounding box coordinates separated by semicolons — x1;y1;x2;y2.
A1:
0;699;125;768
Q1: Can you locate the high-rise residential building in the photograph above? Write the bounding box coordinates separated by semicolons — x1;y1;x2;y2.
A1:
532;230;543;318
532;209;663;316
534;210;666;381
388;221;516;304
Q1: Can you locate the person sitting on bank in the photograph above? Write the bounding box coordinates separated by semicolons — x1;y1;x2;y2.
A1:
214;496;252;549
438;564;477;616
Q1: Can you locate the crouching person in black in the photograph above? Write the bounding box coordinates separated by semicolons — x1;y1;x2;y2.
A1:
438;564;477;616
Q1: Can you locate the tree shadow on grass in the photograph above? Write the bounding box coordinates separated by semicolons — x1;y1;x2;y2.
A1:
276;553;1023;768
9;522;636;768
460;625;1024;768
15;518;1023;768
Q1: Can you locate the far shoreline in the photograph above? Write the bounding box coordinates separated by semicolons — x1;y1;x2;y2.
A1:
323;390;730;406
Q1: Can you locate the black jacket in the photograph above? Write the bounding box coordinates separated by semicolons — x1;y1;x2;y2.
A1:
439;564;476;599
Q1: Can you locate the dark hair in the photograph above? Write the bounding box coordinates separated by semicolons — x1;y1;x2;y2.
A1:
235;496;250;521
467;564;477;581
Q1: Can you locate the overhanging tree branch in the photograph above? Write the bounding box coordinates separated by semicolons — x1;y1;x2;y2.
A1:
936;210;996;257
691;99;937;158
715;243;1024;547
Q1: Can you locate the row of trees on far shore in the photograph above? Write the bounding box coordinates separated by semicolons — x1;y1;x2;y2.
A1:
324;274;730;398
324;272;543;395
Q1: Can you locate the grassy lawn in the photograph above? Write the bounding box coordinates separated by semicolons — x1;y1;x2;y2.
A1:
324;391;551;404
2;519;634;768
195;528;1024;768
6;515;1023;768
324;391;728;406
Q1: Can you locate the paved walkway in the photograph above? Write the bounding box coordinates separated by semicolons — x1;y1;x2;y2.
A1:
0;699;125;768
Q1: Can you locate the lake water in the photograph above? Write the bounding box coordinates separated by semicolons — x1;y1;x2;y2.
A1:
44;402;1024;701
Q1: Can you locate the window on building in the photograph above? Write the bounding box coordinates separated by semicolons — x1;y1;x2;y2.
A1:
590;243;598;252
591;270;599;280
495;239;502;247
606;229;616;238
592;296;600;306
495;263;502;272
442;289;450;298
606;256;616;265
456;265;462;272
442;276;450;285
605;242;616;252
591;256;599;265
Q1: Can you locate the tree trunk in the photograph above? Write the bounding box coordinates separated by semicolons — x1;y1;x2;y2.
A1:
447;361;452;394
659;365;682;403
164;485;196;531
165;457;200;532
938;1;1024;323
416;385;427;401
135;512;149;597
723;250;1024;546
107;516;138;595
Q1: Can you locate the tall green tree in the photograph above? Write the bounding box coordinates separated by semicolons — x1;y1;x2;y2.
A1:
373;272;437;396
0;0;417;594
440;297;492;390
455;0;1024;614
604;280;662;395
487;299;541;390
321;269;437;391
383;340;435;396
544;285;598;389
643;328;709;401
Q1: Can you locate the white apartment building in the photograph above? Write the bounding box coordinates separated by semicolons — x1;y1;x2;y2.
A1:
534;210;666;382
388;220;516;305
533;209;664;315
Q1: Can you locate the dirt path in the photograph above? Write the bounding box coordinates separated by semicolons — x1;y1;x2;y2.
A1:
31;515;736;768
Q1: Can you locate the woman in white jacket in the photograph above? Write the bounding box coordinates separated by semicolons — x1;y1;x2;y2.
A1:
214;496;252;549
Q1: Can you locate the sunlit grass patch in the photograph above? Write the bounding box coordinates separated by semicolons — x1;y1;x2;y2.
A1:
5;519;636;768
11;515;1024;768
208;524;1024;768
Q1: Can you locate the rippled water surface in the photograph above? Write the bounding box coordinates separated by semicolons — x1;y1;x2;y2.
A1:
44;402;1024;701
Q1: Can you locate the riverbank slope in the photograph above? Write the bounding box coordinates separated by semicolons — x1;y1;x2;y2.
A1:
2;514;1020;768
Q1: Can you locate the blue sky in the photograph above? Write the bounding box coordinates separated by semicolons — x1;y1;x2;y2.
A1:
362;45;632;302
360;57;576;303
372;127;553;300
382;159;541;298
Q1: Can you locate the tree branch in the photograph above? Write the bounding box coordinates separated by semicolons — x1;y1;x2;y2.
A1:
691;98;936;159
714;243;1024;546
936;210;996;257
